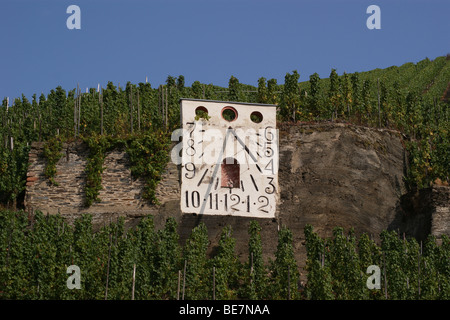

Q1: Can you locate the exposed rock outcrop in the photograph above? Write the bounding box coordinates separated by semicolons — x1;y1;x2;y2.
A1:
24;123;449;273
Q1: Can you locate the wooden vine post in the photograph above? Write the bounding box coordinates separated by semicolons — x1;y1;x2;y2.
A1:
212;266;216;300
137;90;140;132
377;78;381;128
100;87;104;135
287;265;291;300
131;264;136;300
130;86;133;134
182;259;187;300
104;233;112;300
177;270;181;300
383;252;388;299
74;86;77;138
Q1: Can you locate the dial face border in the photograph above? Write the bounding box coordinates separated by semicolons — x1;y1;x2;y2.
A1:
180;100;278;218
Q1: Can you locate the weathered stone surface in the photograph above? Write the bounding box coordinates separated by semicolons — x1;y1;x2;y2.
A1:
277;123;407;239
25;139;180;220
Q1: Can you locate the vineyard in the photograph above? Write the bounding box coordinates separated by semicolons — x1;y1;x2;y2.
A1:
0;56;449;299
0;209;449;300
1;56;449;209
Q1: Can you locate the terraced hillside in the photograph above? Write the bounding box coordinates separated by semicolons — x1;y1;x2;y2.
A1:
1;56;449;209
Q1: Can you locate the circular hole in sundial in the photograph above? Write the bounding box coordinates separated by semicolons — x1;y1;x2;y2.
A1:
250;111;263;123
195;106;209;119
221;106;238;122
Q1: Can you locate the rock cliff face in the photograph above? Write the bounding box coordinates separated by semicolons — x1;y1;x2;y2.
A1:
276;122;407;239
24;123;449;271
391;185;450;242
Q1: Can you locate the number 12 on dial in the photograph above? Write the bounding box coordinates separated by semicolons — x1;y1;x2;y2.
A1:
184;191;271;215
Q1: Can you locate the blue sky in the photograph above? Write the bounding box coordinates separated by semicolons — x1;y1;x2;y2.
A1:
1;0;449;100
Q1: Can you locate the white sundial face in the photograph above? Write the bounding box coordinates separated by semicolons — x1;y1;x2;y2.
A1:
179;100;278;218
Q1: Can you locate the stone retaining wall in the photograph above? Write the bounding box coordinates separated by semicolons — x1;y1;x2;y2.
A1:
24;140;180;222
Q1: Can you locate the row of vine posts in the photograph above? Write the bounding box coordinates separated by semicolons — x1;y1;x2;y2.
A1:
1;208;449;300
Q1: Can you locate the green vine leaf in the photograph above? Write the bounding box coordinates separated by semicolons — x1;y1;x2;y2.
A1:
43;136;64;186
